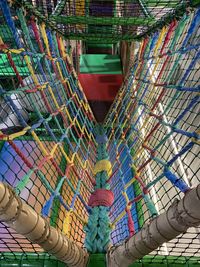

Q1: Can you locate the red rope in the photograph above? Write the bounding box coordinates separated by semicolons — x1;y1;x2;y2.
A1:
31;18;44;53
144;122;160;142
88;189;114;207
126;207;135;237
160;20;177;55
51;158;64;177
129;195;142;205
56;34;71;73
7;53;24;86
8;140;33;169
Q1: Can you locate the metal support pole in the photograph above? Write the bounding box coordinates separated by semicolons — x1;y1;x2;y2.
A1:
0;182;89;267
107;184;200;267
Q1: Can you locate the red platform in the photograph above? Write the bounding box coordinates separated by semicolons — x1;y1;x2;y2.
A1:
78;73;123;101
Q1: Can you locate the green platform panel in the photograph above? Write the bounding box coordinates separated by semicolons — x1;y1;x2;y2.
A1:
79;54;122;74
0;25;15;46
0;253;66;267
0;54;38;76
87;254;107;267
1;253;200;267
87;255;200;267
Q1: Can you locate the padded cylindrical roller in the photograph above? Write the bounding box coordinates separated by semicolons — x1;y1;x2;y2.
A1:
141;224;159;250
177;186;200;224
0;185;19;222
133;230;152;257
107;184;200;267
0;183;89;267
7;202;43;237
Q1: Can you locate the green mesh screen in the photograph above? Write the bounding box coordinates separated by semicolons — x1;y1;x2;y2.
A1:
15;0;198;42
0;0;200;266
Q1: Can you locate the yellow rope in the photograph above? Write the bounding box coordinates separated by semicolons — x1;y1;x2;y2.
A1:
31;131;48;156
93;159;112;177
40;23;51;57
62;209;73;236
1;126;31;140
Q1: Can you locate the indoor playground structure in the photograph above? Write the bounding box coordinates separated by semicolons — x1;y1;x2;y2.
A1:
0;0;200;266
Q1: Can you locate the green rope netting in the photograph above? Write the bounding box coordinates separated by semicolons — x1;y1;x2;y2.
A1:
11;0;199;43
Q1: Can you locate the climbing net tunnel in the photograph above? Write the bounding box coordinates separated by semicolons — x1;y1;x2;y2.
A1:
0;0;200;266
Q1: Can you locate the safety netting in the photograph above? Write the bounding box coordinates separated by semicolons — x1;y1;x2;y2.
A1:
0;0;96;258
105;7;200;261
0;0;199;266
13;0;198;43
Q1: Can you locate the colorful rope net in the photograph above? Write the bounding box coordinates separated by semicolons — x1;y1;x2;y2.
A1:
105;8;200;261
0;0;96;259
0;0;199;266
19;0;197;43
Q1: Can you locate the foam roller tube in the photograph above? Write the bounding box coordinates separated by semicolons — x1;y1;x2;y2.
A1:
107;185;200;267
0;183;89;267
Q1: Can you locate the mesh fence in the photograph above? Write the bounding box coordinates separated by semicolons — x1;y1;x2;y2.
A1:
0;0;96;260
0;0;200;266
105;7;200;262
